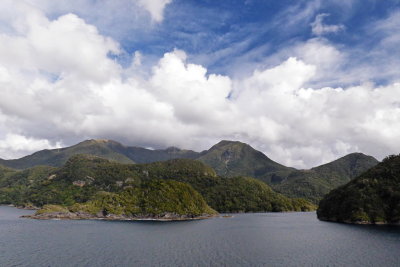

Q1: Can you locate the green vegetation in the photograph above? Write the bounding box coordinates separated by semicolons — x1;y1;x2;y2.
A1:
272;153;378;203
68;180;216;217
195;141;377;203
0;140;134;169
36;204;70;215
1;139;378;205
317;155;400;224
0;139;199;169
0;165;56;206
197;140;294;181
192;176;316;212
0;155;314;213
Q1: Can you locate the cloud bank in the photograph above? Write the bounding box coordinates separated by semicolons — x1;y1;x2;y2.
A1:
0;2;399;168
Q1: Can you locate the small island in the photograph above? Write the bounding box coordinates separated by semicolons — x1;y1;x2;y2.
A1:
23;179;218;221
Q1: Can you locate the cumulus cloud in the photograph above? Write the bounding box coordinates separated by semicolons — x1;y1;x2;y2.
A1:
0;3;400;169
0;134;62;159
311;13;345;36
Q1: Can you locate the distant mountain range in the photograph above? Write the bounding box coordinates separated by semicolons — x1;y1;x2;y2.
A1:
0;139;379;203
0;139;200;169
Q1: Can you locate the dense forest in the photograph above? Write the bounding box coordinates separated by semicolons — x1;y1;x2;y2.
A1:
317;155;400;224
0;155;315;215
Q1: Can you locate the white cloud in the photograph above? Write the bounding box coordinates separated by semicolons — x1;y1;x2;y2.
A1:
311;13;345;36
1;3;400;169
136;0;172;22
0;134;62;159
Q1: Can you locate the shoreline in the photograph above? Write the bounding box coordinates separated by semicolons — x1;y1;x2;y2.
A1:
21;212;219;221
1;204;40;210
318;217;400;226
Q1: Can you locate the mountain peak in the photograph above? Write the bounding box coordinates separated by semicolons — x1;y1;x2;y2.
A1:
198;140;291;179
313;152;379;177
213;140;247;147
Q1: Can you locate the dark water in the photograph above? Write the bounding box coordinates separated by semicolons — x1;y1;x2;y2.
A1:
1;207;399;266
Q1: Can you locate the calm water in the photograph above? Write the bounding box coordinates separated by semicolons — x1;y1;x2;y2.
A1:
0;206;399;266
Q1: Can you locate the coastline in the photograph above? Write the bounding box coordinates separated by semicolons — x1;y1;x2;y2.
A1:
318;217;400;226
21;211;218;221
1;204;40;210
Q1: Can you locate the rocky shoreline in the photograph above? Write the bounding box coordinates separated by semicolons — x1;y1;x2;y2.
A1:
21;211;218;221
318;217;400;226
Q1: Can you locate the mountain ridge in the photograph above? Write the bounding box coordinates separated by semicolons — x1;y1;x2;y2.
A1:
273;152;379;203
0;139;379;203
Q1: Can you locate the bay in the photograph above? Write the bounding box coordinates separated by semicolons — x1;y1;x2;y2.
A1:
0;206;399;266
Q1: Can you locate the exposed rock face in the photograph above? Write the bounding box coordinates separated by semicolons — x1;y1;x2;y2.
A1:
72;180;87;187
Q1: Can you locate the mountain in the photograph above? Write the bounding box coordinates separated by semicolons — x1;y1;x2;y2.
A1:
0;140;135;169
312;152;379;179
273;153;379;203
196;141;378;203
317;155;400;224
0;139;379;204
119;146;200;164
197;140;294;182
0;154;315;213
0;139;200;169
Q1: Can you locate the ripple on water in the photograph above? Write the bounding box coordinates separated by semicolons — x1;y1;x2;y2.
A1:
0;208;399;266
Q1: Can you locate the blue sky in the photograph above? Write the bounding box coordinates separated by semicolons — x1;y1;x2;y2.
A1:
38;0;400;82
0;0;399;168
69;1;399;77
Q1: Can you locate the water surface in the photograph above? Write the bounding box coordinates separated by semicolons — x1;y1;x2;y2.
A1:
0;206;399;266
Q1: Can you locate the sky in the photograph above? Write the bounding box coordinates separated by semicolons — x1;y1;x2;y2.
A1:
0;0;399;168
